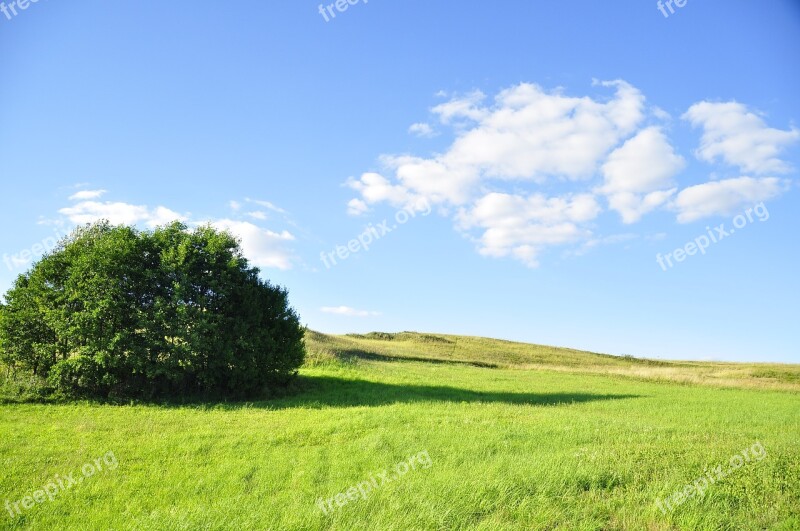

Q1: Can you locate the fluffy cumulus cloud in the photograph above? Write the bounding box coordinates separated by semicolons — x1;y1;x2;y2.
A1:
348;80;646;212
599;127;684;223
457;193;601;267
56;192;296;270
438;81;644;182
672;177;787;223
210;219;295;270
346;80;797;267
684;101;799;174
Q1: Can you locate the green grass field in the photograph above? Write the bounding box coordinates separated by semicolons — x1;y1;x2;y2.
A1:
1;331;799;529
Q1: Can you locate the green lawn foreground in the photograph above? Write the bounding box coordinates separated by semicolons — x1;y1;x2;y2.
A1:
1;355;799;529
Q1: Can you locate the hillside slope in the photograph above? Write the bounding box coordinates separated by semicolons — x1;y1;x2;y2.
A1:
304;330;800;391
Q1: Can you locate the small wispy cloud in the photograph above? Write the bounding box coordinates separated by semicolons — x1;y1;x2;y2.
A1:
246;211;268;220
565;233;638;258
68;189;107;201
246;198;287;214
321;306;381;317
409;122;437;138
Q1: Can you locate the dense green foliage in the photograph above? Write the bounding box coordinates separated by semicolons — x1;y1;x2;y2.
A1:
0;221;304;399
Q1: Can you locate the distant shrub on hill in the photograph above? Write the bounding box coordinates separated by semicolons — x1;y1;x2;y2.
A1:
0;221;305;400
346;332;452;344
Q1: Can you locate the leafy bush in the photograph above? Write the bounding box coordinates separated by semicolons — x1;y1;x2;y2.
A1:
0;364;52;403
0;221;305;400
47;353;109;398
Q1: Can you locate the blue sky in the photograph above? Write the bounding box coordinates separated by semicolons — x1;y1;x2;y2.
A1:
1;0;799;362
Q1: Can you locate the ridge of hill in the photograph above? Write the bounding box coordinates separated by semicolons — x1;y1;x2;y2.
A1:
304;330;800;391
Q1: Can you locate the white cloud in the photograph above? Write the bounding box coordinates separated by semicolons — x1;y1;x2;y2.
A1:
566;233;638;257
246;211;268;220
229;200;242;211
604;190;677;225
378;157;478;206
346;172;419;208
349;80;643;266
56;194;295;270
68;189;107;201
441;80;645;183
599;127;684;223
601;128;683;195
210;219;295;270
457;192;601;267
346;198;369;216
684;101;799;174
432;90;488;124
408;122;437;138
59;201;152;226
652;106;671;121
672;176;787;223
36;217;67;227
321;306;381;317
344;80;798;267
245;198;287;214
146;206;188;228
58;201;187;228
349;80;646;216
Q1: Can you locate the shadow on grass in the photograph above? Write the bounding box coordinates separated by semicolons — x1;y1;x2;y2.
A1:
199;375;641;410
0;374;640;410
338;349;501;369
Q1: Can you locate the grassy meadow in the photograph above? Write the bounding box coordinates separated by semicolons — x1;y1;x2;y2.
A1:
1;331;799;529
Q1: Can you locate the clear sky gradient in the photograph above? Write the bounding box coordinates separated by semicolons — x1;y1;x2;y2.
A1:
1;0;798;362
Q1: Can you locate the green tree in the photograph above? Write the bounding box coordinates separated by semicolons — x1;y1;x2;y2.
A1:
0;221;305;399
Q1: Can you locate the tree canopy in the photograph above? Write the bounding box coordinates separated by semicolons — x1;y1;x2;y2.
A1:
0;221;305;399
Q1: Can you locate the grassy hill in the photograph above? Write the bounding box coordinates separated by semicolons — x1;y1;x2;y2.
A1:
305;330;800;391
1;331;798;529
